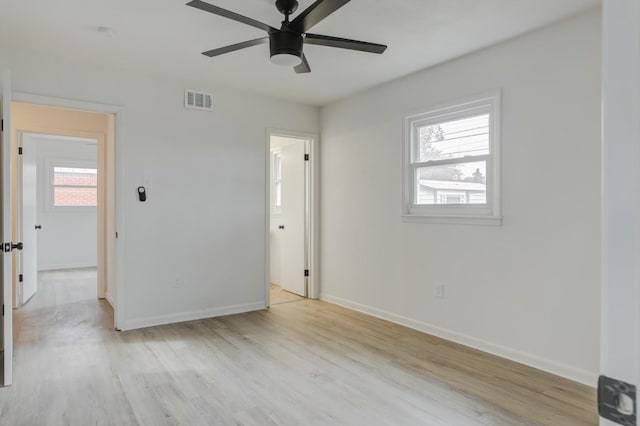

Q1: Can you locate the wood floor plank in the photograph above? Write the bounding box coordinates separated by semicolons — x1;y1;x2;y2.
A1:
0;269;597;425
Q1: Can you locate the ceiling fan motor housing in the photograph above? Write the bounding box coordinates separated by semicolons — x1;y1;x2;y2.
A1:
269;31;304;64
275;0;299;16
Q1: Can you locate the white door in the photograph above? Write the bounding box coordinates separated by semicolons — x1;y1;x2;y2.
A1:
280;140;306;297
1;70;14;386
19;136;37;305
601;1;639;424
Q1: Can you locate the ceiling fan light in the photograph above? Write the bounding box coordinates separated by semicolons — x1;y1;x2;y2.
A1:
269;31;304;67
270;53;302;66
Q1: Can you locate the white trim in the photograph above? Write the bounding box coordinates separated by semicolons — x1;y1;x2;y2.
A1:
104;291;115;309
2;69;14;386
402;90;502;225
264;133;271;308
601;2;640;418
320;293;597;387
113;111;125;331
38;262;97;271
13;91;125;330
401;214;502;226
12;92;121;114
123;302;265;331
265;128;320;305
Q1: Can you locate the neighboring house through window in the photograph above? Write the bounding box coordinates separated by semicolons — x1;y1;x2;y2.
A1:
403;91;501;225
48;162;97;210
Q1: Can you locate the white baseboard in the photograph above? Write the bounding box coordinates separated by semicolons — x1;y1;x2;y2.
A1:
123;301;266;331
104;291;115;309
38;262;97;271
320;293;597;387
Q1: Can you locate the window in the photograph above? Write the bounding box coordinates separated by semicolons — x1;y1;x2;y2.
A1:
48;162;97;210
272;151;282;212
403;92;501;225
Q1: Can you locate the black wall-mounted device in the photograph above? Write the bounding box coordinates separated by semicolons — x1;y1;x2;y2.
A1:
598;375;636;425
137;186;147;202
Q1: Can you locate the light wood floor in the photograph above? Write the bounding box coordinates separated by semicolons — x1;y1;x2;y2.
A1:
270;283;305;305
0;269;597;425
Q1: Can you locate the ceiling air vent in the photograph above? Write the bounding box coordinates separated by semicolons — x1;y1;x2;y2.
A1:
185;89;213;111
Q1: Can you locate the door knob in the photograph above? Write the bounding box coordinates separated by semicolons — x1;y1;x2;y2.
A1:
11;242;23;251
35;225;42;230
278;225;285;230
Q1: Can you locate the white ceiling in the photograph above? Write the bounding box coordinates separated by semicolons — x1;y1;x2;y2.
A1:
0;0;600;106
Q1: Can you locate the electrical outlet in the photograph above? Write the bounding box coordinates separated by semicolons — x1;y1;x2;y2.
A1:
435;283;445;299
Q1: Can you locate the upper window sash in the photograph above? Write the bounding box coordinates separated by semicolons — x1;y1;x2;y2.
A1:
409;105;492;165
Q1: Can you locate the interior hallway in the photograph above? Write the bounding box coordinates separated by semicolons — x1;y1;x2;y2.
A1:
0;270;597;425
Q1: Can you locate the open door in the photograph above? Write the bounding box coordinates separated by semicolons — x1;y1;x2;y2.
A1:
280;139;307;297
18;135;37;305
600;1;639;424
1;70;14;386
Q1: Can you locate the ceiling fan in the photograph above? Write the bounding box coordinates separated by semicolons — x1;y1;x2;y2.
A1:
186;0;387;73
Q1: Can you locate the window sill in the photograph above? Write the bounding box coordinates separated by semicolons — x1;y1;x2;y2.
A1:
45;207;98;215
401;214;502;226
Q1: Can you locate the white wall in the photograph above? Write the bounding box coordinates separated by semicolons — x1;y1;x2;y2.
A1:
320;9;601;385
0;45;319;329
601;1;640;423
28;134;98;270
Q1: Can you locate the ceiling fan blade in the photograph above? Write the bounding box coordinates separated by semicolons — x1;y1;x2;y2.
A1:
305;33;387;54
286;0;350;34
294;54;311;73
186;0;276;33
202;37;269;57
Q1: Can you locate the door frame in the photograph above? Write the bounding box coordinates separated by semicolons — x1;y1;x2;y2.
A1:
265;128;319;306
2;69;14;386
12;92;125;330
600;0;640;421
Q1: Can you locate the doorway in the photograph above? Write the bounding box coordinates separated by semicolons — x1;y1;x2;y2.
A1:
17;133;98;306
10;102;116;315
267;130;317;306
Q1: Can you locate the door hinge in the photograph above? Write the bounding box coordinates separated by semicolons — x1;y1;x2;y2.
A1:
1;119;3;132
2;304;4;316
18;147;22;155
304;269;309;277
304;153;309;161
115;232;118;238
19;274;23;283
2;242;9;253
598;375;636;425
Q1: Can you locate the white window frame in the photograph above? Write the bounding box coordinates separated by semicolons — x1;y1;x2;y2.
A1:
402;91;502;225
46;159;98;213
271;149;282;214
